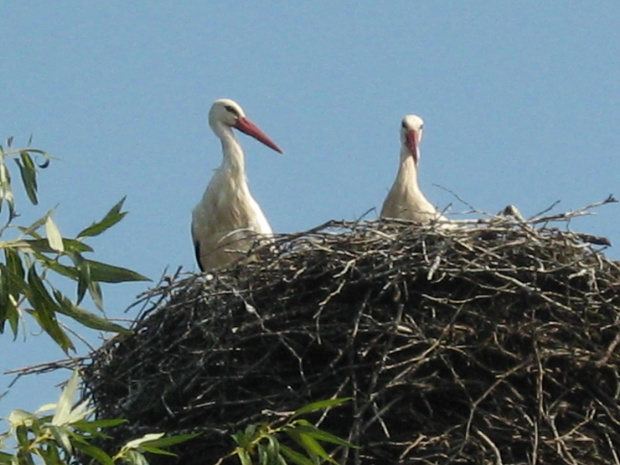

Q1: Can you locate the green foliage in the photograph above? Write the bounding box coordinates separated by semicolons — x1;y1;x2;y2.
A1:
114;432;200;465
0;138;149;353
218;399;356;465
0;137;196;465
0;371;199;465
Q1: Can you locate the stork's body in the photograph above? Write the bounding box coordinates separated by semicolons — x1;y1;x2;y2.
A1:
381;115;445;223
191;99;282;271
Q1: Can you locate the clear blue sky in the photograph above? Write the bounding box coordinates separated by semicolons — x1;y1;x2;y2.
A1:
1;3;618;423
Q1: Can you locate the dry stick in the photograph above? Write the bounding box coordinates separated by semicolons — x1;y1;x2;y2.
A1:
385;300;469;389
450;359;532;463
596;330;620;367
530;194;617;225
495;272;574;312
548;416;580;465
605;430;620;465
5;356;85;380
529;199;563;221
475;428;503;465
433;183;494;217
533;336;545;465
356;300;406;436
369;396;403;439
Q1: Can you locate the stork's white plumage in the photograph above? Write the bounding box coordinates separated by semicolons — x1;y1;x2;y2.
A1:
381;115;446;223
191;99;283;271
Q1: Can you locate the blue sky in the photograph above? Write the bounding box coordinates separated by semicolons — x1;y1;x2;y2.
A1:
1;3;618;424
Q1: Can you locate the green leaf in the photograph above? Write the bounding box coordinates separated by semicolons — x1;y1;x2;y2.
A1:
73;256;104;309
4;247;26;282
53;290;131;334
232;430;252;450
15;151;38;205
88;277;103;311
71;253;88;304
123;450;149;465
0;451;13;464
27;266;74;352
279;445;315;465
7;302;19;337
35;403;56;414
258;443;268;465
298;433;332;462
135;433;199;449
82;259;149;283
32;257;79;283
0;162;15;217
52;371;79;426
17;214;48;238
7;409;35;428
123;433;165;450
45;215;64;252
73;441;115;465
140;445;178;457
23;148;50;160
291;422;355;448
292;398;350;418
15;425;30;448
267;435;280;462
0;252;26;336
237;449;252;465
244;423;257;439
66;399;93;424
36;443;61;465
63;239;94;254
286;430;337;465
49;425;72;455
0;267;12;330
77;197;127;238
71;418;127;434
21;238;93;255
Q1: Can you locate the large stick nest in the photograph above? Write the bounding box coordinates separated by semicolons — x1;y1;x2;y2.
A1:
82;201;620;465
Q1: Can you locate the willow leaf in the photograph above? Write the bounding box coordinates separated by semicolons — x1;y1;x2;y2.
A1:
83;259;149;283
77;197;127;238
53;290;131;334
45;215;64;252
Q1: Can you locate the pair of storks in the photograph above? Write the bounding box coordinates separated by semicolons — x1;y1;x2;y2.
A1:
191;99;446;272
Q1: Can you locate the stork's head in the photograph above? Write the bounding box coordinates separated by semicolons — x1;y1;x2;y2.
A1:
400;114;424;164
209;98;283;153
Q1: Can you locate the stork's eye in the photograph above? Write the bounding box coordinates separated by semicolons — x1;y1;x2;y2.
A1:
224;105;240;118
401;120;408;129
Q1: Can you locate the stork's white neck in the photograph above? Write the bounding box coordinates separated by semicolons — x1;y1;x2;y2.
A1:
212;121;245;175
397;149;421;193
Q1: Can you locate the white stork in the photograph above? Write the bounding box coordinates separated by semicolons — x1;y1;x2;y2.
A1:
381;114;447;223
191;99;283;271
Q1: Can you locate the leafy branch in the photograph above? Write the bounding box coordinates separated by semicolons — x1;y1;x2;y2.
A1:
218;399;356;465
0;137;195;464
0;371;198;465
0;138;148;352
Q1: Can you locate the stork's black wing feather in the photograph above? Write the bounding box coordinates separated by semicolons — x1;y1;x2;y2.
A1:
194;240;204;272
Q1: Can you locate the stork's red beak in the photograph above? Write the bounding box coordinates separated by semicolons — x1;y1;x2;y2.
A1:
235;117;283;154
405;129;420;164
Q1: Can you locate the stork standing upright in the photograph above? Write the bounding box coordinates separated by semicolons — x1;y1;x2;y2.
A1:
191;99;283;271
381;115;445;223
